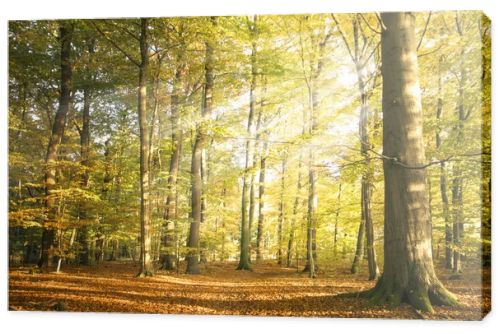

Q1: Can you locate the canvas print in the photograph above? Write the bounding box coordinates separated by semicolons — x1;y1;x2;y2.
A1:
8;11;491;320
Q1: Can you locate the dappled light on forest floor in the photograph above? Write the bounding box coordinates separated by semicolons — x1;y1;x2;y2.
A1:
9;261;489;319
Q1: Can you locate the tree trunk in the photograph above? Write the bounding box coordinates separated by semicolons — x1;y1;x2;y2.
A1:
351;219;365;274
237;15;258;271
451;13;466;276
303;83;318;275
256;141;268;262
277;155;287;265
480;15;491;268
38;22;74;269
162;50;184;270
219;187;227;261
137;18;153;277
247;155;256;261
333;182;342;255
301;20;330;275
186;17;216;274
364;12;457;312
435;57;453;269
77;39;95;266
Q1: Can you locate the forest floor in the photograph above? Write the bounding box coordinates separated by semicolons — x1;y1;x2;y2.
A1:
9;260;490;320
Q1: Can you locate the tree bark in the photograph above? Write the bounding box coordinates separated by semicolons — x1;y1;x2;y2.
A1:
435;57;453;269
137;18;153;277
237;15;258;271
256;140;268;262
451;13;466;276
277;155;287;265
363;12;457;312
302;20;331;275
351;219;365;274
77;38;96;266
162;47;185;270
38;22;74;269
333;182;342;255
186;17;216;274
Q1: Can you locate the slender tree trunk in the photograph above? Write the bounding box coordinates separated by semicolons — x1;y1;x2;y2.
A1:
287;148;304;267
351;219;365;274
237;15;258;271
162;52;184;270
38;22;74;269
333;182;342;255
301;20;331;275
277;155;287;265
303;83;318;275
364;12;457;312
435;57;453;269
186;17;216;274
248;154;257;252
201;148;208;224
219;187;227;261
256;140;268;262
137;18;153;277
77;85;91;265
451;14;466;276
77;39;96;266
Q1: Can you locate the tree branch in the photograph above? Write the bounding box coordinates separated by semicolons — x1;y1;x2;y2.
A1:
417;12;433;51
89;21;140;67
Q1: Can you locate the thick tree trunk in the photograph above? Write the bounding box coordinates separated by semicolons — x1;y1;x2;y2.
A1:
186;17;216;274
480;15;491;268
38;22;74;269
237;15;258;271
137;18;153;277
364;12;457;312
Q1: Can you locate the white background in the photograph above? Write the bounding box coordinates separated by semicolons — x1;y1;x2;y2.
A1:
0;0;498;333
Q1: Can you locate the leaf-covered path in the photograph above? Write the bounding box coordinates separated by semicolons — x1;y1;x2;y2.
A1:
9;262;489;320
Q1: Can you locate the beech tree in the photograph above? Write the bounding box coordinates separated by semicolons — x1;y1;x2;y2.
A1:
363;12;457;312
186;17;217;274
38;22;74;269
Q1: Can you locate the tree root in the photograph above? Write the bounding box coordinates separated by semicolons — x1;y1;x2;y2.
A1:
136;270;153;278
236;262;252;271
346;278;459;313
